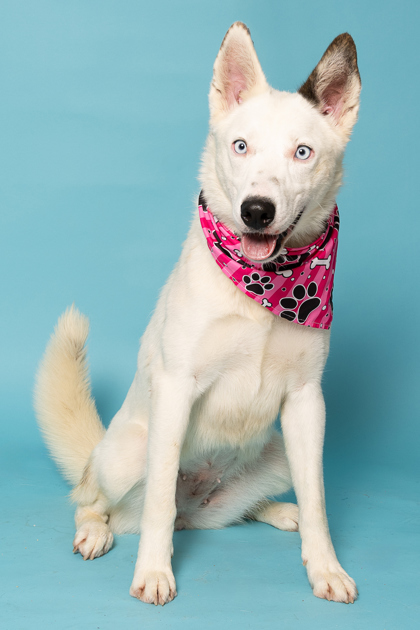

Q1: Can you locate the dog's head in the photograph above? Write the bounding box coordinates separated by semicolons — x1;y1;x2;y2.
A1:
200;22;361;263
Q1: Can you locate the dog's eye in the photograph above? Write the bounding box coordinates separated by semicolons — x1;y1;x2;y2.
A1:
233;140;247;154
295;145;312;160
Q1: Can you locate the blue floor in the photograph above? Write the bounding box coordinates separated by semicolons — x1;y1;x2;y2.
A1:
2;434;418;630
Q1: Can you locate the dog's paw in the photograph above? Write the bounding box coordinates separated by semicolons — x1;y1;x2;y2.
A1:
254;501;299;532
130;568;177;606
306;560;357;604
269;502;299;531
73;521;113;561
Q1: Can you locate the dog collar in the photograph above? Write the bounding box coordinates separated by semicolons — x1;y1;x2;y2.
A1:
199;193;339;329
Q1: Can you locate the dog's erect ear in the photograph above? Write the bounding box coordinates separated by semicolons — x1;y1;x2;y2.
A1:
298;33;361;138
209;22;269;122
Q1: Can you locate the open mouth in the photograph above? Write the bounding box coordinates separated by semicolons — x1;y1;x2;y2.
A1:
241;233;278;261
241;210;304;262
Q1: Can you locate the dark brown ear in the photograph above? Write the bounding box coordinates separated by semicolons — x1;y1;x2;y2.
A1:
298;33;361;137
209;22;269;122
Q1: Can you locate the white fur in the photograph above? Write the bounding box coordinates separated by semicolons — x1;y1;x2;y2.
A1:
35;22;360;606
34;306;105;486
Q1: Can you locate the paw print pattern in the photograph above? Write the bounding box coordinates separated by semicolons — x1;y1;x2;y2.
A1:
243;272;274;296
280;282;321;324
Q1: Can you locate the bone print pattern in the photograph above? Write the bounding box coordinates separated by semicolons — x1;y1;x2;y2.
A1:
199;193;339;329
310;254;331;270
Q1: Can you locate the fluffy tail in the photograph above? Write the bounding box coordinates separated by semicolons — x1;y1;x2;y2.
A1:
34;306;105;486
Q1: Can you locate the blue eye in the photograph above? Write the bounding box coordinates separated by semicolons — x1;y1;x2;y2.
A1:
233;140;247;154
295;145;312;160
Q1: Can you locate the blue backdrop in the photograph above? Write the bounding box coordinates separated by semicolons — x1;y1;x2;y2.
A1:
1;2;418;629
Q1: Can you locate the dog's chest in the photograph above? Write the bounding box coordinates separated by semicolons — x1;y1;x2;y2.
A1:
186;313;326;451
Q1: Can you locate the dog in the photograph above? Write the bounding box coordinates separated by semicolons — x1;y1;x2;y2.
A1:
35;22;361;606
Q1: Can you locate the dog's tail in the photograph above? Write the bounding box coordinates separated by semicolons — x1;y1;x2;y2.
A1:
34;306;105;486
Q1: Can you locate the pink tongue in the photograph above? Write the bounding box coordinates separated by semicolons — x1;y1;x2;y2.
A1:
241;233;277;261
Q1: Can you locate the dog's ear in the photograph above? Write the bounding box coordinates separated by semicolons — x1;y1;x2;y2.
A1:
209;22;269;122
298;33;361;138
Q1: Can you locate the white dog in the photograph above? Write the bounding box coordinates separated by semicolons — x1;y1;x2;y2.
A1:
35;22;361;606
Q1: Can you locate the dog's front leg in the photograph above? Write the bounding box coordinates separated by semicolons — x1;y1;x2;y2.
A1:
130;374;194;605
281;383;358;603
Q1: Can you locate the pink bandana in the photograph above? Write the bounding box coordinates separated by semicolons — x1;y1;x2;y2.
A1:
199;194;339;329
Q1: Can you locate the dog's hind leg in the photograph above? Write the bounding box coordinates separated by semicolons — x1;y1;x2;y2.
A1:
72;420;148;559
250;500;299;532
73;492;113;560
245;433;299;531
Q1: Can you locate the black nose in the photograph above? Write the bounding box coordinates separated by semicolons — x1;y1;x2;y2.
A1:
240;198;275;231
